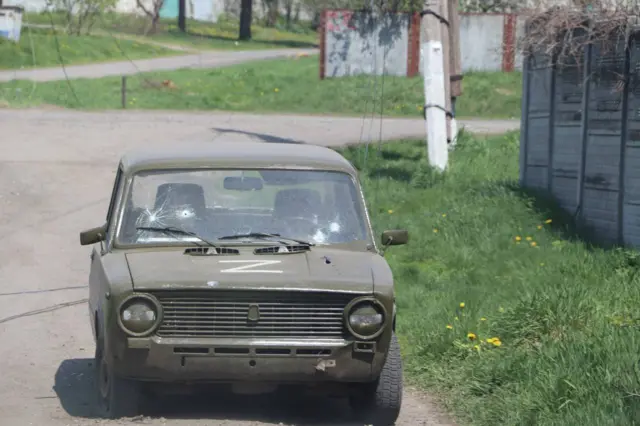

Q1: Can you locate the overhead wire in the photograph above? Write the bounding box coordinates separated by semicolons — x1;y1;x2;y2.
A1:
45;6;82;106
372;32;389;215
95;12;192;107
95;13;242;143
356;3;380;170
24;13;38;99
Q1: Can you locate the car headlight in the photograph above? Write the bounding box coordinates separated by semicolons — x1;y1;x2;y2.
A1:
117;294;162;337
345;298;387;340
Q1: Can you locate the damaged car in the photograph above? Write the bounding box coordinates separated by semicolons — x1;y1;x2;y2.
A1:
80;141;409;424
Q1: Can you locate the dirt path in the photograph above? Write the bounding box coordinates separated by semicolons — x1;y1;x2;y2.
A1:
0;109;515;426
0;48;318;82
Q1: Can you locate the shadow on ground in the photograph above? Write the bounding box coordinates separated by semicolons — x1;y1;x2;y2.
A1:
179;30;319;49
53;358;363;425
212;128;304;144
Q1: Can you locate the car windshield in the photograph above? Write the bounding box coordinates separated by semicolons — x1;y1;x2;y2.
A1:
116;169;370;246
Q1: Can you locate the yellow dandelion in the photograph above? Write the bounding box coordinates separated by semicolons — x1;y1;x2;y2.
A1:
433;228;439;233
467;332;477;340
480;317;487;321
459;302;465;308
515;236;522;242
526;236;532;241
545;219;552;224
486;338;495;343
446;324;453;329
530;241;537;247
537;225;543;230
274;88;279;92
388;209;394;214
442;213;447;217
491;339;502;347
473;344;481;351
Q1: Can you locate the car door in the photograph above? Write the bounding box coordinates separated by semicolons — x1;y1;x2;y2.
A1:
88;165;124;342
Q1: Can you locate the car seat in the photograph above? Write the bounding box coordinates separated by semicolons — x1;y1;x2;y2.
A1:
154;183;207;214
272;188;323;237
273;188;322;220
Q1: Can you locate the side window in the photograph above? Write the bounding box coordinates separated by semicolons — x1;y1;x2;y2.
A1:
105;166;124;230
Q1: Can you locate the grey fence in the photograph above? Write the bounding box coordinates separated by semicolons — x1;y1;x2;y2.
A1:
519;29;640;247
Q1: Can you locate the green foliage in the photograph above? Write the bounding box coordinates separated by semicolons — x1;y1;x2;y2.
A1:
338;133;640;426
0;27;174;70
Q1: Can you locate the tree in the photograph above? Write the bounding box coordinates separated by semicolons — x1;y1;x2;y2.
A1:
264;0;278;27
51;0;117;35
239;0;253;39
135;0;165;34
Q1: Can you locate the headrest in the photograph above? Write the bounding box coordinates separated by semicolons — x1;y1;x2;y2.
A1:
154;183;206;214
273;188;322;218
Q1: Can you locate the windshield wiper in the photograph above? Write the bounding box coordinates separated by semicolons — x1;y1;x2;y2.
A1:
136;226;218;248
217;232;314;247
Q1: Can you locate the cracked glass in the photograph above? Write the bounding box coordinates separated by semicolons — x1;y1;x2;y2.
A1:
117;169;369;246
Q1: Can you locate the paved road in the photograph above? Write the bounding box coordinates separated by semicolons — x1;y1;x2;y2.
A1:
0;48;318;82
0;108;517;426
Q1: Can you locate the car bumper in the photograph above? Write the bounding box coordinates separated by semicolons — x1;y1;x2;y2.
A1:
110;336;388;383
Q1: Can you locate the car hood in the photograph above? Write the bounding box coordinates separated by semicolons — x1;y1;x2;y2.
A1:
125;247;376;294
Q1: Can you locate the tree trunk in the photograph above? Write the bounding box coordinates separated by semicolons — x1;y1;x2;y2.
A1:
239;0;253;40
149;14;160;33
265;0;277;27
284;0;292;29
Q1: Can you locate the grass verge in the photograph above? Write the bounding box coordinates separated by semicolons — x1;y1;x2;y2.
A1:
0;27;176;70
24;12;318;50
338;133;640;426
0;55;522;119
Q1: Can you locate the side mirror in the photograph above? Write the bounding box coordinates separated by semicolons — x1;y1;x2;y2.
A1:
80;224;107;246
381;229;409;247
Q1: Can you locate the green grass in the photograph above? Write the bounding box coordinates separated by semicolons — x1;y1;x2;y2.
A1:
0;27;176;70
0;55;522;119
337;133;640;426
24;12;318;50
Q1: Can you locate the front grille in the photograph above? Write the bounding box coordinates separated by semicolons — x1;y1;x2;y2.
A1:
152;290;355;339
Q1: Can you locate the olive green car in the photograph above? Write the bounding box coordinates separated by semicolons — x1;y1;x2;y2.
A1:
80;141;408;424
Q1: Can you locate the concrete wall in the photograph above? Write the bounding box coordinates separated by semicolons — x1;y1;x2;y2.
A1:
321;11;527;78
520;34;640;247
460;14;504;72
322;10;413;78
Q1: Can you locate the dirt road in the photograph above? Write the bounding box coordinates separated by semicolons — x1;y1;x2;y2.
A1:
0;109;517;425
0;49;318;83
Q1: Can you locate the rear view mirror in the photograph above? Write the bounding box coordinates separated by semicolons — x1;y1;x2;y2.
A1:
80;224;107;246
224;176;263;191
381;229;408;246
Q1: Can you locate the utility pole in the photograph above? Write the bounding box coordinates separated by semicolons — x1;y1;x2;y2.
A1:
421;0;448;171
448;0;462;146
440;0;451;144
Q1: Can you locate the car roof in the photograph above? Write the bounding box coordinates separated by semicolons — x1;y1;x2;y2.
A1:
119;141;358;175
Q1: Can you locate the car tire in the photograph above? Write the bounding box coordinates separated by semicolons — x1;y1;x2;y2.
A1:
349;332;403;425
95;339;142;419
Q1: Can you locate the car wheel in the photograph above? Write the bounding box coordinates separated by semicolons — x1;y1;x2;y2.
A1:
95;339;142;419
349;332;403;426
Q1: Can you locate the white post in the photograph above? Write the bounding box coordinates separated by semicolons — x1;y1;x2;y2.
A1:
422;40;448;171
421;0;448;171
